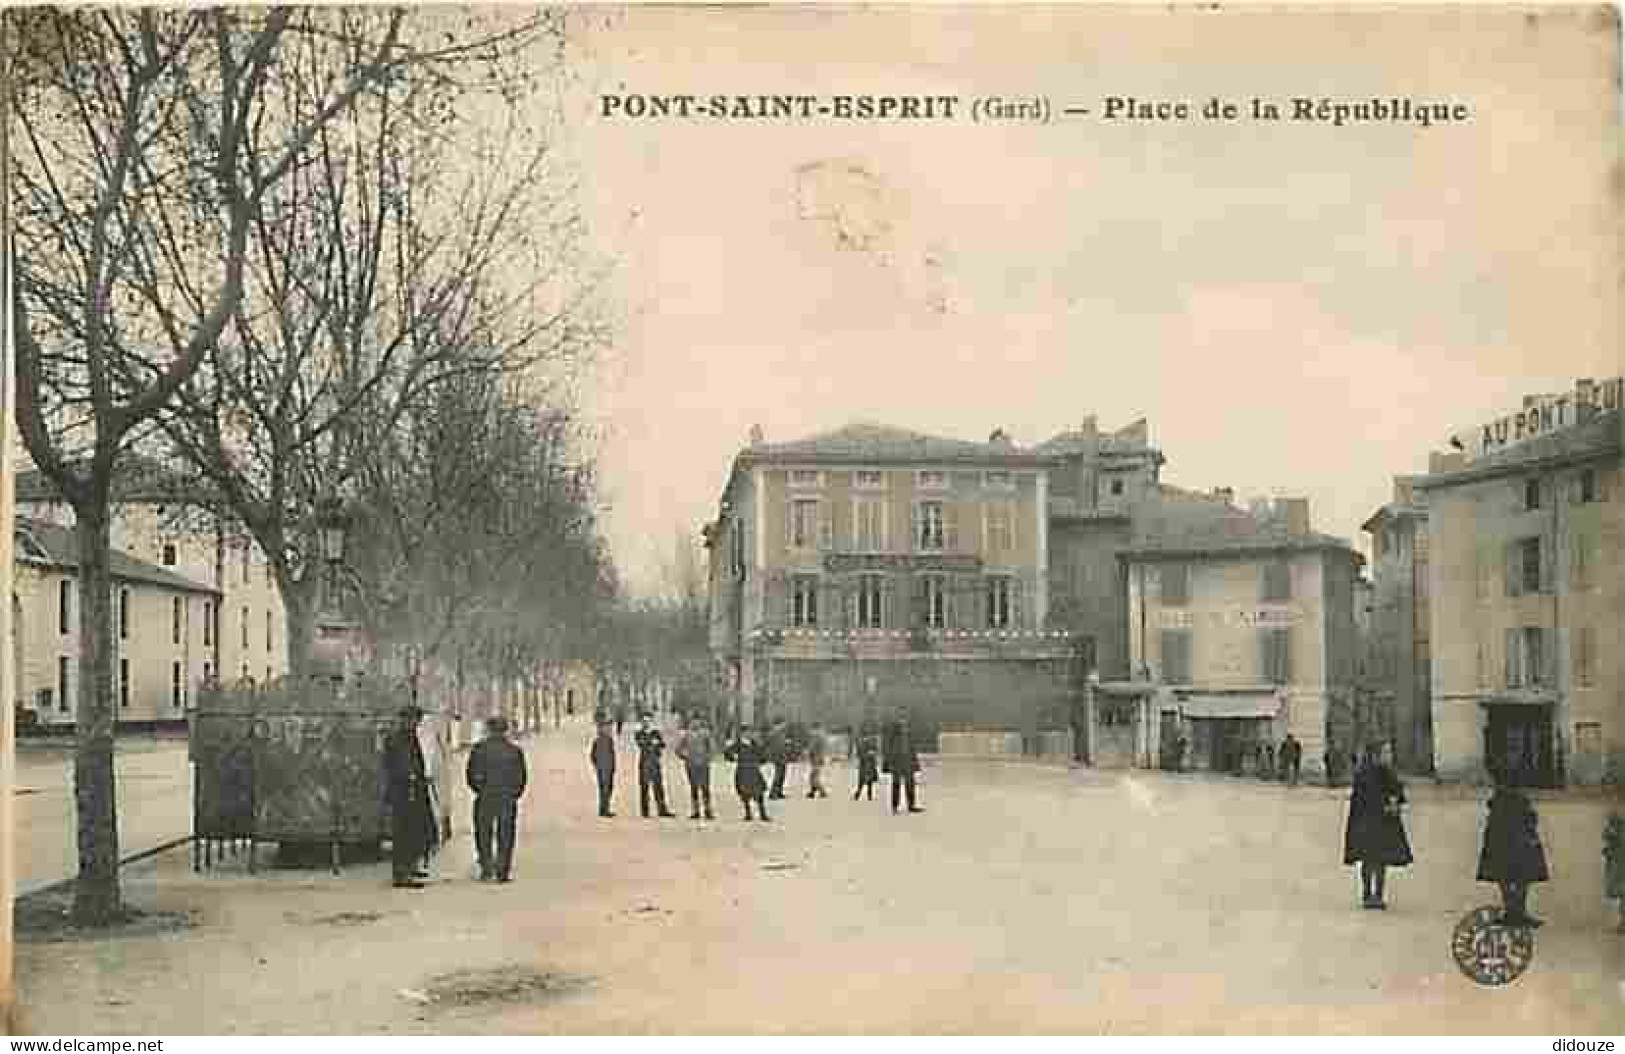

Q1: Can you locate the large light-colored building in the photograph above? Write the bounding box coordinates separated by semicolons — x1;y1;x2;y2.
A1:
1421;380;1622;787
1120;499;1363;776
703;423;1072;743
1360;476;1433;774
14;517;219;728
17;459;290;705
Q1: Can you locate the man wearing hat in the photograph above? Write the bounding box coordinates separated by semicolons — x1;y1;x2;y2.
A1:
383;705;433;888
466;715;528;882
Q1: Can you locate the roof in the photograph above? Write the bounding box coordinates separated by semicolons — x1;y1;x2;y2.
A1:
1033;418;1159;458
1121;484;1358;559
738;421;1056;467
16;454;214;505
1418;408;1621;490
14;517;219;595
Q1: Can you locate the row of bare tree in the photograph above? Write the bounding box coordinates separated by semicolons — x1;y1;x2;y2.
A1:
5;9;621;924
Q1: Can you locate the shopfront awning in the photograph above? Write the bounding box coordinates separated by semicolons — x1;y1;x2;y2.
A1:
1176;695;1283;720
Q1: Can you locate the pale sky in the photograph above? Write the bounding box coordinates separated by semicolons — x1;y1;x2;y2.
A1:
554;5;1622;597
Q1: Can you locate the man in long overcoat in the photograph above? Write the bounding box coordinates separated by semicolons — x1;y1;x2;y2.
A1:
467;715;528;882
635;713;677;819
675;718;716;820
383;705;433;888
1280;733;1302;786
724;726;771;821
1342;742;1412;909
1477;766;1550;928
882;715;923;814
766;718;791;800
590;722;617;818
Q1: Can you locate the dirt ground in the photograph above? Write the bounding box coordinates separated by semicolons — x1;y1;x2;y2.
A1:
14;720;1625;1035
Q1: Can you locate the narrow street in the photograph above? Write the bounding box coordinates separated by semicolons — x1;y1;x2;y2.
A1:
14;718;1624;1035
14;737;192;897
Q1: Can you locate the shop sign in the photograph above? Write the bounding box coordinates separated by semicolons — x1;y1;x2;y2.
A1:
1157;606;1301;630
1453;377;1622;461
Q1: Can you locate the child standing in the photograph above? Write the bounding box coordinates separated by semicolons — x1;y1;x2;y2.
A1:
854;732;880;800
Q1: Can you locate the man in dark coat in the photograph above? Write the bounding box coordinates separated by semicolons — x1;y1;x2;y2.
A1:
1280;733;1303;786
383;705;433;888
724;726;771;821
634;714;677;818
766;718;791;800
467;716;527;882
1477;766;1550;928
882;715;923;814
1342;742;1412;909
590;722;617;818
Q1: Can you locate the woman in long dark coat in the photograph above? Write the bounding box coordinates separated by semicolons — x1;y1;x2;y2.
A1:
724;726;771;822
1477;766;1549;928
1342;742;1412;909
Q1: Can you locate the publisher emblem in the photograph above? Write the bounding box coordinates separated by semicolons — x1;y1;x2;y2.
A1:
1451;905;1535;986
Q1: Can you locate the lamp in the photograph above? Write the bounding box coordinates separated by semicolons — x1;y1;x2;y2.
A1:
315;498;350;568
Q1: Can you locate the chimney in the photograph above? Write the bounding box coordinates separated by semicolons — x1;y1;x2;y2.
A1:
1280;497;1310;535
988;428;1012;446
1078;415;1098;439
1211;487;1234;505
1428;451;1466;474
748;424;765;447
1394;478;1414;505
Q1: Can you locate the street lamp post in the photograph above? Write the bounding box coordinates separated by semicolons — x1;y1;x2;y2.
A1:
311;498;354;682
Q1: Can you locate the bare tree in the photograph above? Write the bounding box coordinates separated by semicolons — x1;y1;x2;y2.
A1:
8;7;552;925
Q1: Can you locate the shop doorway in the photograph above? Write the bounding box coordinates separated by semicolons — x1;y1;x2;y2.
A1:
1483;706;1558;788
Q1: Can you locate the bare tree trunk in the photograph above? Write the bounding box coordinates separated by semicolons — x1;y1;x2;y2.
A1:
283;582;317;679
72;503;121;925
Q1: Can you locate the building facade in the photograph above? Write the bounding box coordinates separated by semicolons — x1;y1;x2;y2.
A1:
14;517;219;729
1422;381;1622;787
17;461;290;693
1120;501;1362;777
1360;476;1433;773
704;423;1074;743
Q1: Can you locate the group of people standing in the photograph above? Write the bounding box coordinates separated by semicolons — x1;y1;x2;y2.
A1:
382;705;529;888
588;712;925;822
1342;741;1550;928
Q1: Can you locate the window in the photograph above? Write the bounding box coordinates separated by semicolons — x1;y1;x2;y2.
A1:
118;588;130;640
985;503;1013;553
161;543;177;566
917;470;948;490
241;543;251;585
856;574;885;629
1572;532;1595;591
241;606;249;648
172;662;183;708
915;500;945;551
1110;478;1124;497
1260;628;1292;685
983;470;1013;490
730;526;745;578
1159;563;1189;606
854;498;885;551
1575;626;1596;687
119;658;129;710
854;470;886;490
203;600;214;647
172;596;182;646
1578;468;1598;504
1261;560;1292;602
59;580;71;635
788;499;821;549
1379;530;1391;555
918;575;947;629
1504;627;1550;688
789;469;823;490
58;656;70;712
266;610;273;652
1524;478;1542;511
1160;629;1192;685
203;662;212;688
790;576;819;628
986;576;1013;629
1519;537;1542;594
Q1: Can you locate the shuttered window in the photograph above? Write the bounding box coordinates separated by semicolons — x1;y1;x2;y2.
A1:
914;501;946;551
916;575;947;629
987;576;1014;629
1261;560;1292;602
787;499;820;549
854;499;885;551
1160;564;1190;606
1571;532;1595;591
856;574;885;629
790;575;819;628
1574;626;1596;687
1505;627;1553;688
1260;628;1292;685
1506;537;1545;595
1161;630;1192;685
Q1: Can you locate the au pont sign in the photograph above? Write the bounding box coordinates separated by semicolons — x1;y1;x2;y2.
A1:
1455;377;1622;461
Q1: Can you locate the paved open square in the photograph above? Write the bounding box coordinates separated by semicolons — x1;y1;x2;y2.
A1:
14;722;1624;1035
